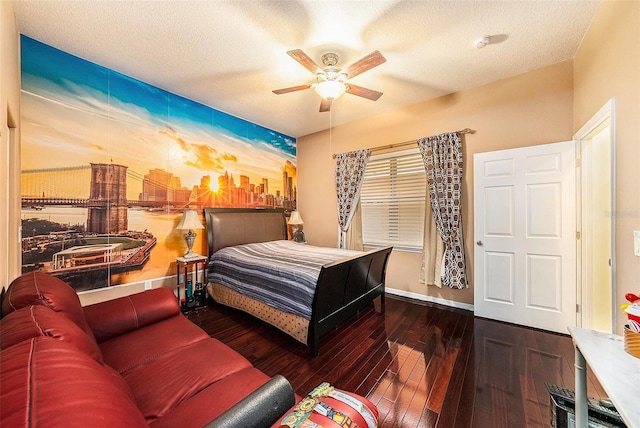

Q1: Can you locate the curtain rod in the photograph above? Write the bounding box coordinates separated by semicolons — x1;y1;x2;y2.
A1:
332;128;475;159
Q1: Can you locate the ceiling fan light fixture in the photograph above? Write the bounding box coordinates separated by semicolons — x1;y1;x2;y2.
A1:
314;80;347;100
274;49;385;110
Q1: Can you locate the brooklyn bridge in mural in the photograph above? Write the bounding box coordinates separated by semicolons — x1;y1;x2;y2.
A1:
21;161;296;291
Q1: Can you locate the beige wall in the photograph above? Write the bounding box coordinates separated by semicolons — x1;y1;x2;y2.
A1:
574;0;640;334
4;1;637;316
297;60;574;306
1;0;22;291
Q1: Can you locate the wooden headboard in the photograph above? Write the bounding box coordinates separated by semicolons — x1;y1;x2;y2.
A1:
204;208;288;255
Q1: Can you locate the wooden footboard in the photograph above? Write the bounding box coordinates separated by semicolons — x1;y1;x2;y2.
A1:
309;246;393;356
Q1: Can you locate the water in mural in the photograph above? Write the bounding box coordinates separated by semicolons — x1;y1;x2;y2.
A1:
20;36;296;292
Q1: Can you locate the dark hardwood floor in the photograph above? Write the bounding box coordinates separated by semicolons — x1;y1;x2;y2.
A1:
187;295;605;427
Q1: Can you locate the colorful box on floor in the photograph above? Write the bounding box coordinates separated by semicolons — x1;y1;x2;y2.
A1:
275;382;379;428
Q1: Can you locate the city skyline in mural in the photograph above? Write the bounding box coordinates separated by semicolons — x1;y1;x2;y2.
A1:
20;35;296;292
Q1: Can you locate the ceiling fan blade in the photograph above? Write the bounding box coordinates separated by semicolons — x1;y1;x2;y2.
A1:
319;98;331;112
346;84;383;101
272;84;312;95
345;50;386;79
287;49;322;75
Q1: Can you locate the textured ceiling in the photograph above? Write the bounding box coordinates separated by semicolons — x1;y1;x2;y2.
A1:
13;0;601;138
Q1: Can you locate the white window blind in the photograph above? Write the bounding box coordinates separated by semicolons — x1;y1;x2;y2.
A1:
361;148;426;251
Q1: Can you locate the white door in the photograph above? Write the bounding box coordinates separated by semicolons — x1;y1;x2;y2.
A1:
474;141;577;333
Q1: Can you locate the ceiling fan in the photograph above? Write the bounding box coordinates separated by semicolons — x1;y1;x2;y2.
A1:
272;49;386;112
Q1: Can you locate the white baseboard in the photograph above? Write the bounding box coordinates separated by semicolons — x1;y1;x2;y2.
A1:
386;287;474;312
78;274;174;295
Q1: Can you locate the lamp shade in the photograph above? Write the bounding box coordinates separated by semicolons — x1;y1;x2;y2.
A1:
314;80;346;101
288;211;304;225
176;210;204;230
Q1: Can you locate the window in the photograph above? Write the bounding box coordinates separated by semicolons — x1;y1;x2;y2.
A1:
361;148;426;251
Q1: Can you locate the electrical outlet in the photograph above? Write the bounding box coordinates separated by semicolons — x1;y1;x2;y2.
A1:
179;274;184;284
144;280;152;290
634;231;640;257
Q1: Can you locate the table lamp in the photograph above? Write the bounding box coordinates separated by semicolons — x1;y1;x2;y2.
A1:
176;209;204;258
288;211;305;243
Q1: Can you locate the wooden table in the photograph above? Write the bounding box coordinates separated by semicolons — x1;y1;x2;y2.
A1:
568;326;640;427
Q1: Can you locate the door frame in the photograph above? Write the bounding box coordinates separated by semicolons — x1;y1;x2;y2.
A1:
573;98;616;332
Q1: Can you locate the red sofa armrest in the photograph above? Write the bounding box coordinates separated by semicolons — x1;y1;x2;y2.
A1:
205;375;295;428
83;287;180;343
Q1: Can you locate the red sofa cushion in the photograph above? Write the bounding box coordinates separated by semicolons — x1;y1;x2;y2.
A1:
98;314;210;372
150;367;272;428
120;337;255;422
0;305;103;363
0;336;147;428
83;286;181;343
1;272;94;338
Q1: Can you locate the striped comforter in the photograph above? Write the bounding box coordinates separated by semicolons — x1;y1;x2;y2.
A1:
207;240;360;320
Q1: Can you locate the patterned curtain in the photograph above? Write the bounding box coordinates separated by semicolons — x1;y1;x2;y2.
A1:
420;195;444;287
417;132;467;289
335;149;371;249
345;201;364;251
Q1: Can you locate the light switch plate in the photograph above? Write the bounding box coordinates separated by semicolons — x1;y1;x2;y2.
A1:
634;231;640;257
144;280;152;290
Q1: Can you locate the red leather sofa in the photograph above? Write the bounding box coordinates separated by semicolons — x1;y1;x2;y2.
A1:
0;272;295;427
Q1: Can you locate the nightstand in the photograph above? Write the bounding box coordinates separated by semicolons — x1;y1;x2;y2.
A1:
175;255;208;314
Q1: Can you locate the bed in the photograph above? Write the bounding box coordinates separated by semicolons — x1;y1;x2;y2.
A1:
204;208;392;356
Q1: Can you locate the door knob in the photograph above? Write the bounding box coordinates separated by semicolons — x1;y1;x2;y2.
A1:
477;240;483;246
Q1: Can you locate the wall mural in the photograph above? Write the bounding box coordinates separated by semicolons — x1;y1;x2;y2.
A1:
20;35;296;292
